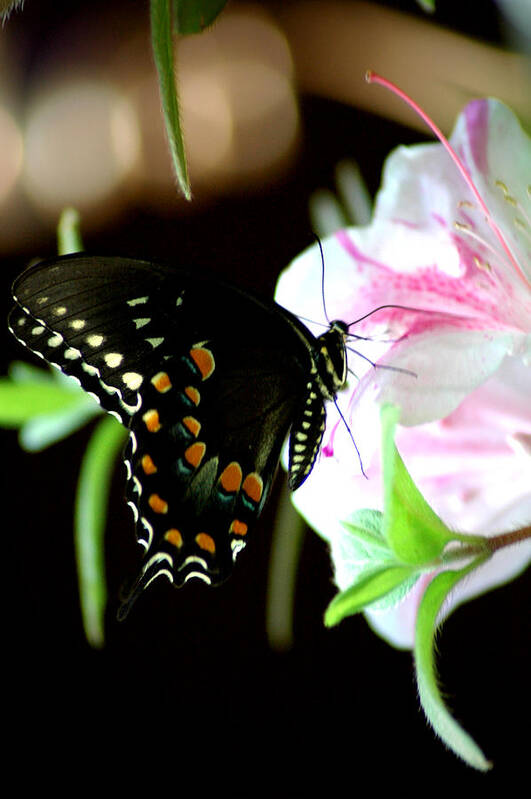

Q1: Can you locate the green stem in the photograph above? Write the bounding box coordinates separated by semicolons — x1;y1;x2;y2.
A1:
442;526;531;567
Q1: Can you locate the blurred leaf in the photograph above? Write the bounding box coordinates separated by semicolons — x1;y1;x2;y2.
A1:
335;160;372;226
416;0;435;12
57;207;84;255
19;402;102;452
414;557;492;771
0;0;24;22
0;377;90;426
0;363;101;450
309;159;373;236
173;0;228;33
381;404;455;563
75;415;127;648
151;0;192;200
309;189;349;238
266;480;307;651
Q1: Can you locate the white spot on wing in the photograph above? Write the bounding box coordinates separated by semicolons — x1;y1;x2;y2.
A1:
104;352;123;368
122;371;143;390
70;319;86;330
86;334;104;347
146;337;164;349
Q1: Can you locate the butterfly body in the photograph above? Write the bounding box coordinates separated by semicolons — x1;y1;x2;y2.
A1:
9;255;347;615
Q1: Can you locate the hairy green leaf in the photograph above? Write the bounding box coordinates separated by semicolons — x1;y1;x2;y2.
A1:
324;563;418;627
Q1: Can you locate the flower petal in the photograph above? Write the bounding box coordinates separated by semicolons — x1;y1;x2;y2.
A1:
455;99;531;284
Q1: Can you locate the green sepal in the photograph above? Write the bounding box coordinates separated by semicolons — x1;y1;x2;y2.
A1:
324;563;419;627
74;415;128;648
381;404;456;564
414;556;492;771
173;0;228;33
150;0;192;200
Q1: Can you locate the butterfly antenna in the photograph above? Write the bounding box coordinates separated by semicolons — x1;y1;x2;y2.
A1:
312;232;331;324
347;303;430;328
346;345;417;378
333;398;368;479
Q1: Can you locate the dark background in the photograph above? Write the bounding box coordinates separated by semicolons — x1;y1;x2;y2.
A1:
2;0;529;790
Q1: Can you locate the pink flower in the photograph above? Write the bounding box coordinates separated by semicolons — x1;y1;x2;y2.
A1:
275;96;531;648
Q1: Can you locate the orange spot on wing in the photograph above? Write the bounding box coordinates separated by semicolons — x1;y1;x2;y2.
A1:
190;347;215;380
219;462;243;494
195;532;216;554
142;409;161;432
230;519;248;536
183;416;201;437
242;472;263;503
165;528;183;549
148;493;168;514
184;441;206;468
141;454;157;474
151;371;172;393
184;386;200;406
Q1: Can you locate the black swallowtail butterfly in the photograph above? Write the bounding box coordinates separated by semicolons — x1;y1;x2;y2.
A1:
8;254;348;617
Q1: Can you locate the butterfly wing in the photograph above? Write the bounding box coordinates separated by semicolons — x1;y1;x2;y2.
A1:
9;254;317;613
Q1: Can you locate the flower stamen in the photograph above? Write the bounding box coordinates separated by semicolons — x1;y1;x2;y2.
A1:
453;220;503;269
495;179;531;235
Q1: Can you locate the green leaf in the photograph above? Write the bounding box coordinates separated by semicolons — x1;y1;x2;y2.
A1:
324;563;418;627
381;404;455;563
74;415;127;648
151;0;192;200
414;557;492;771
57;207;83;255
173;0;228;33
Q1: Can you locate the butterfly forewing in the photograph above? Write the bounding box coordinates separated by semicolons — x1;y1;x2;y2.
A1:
9;254;343;615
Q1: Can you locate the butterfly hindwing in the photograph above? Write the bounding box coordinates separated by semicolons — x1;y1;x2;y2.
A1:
9;254;345;615
122;338;304;603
